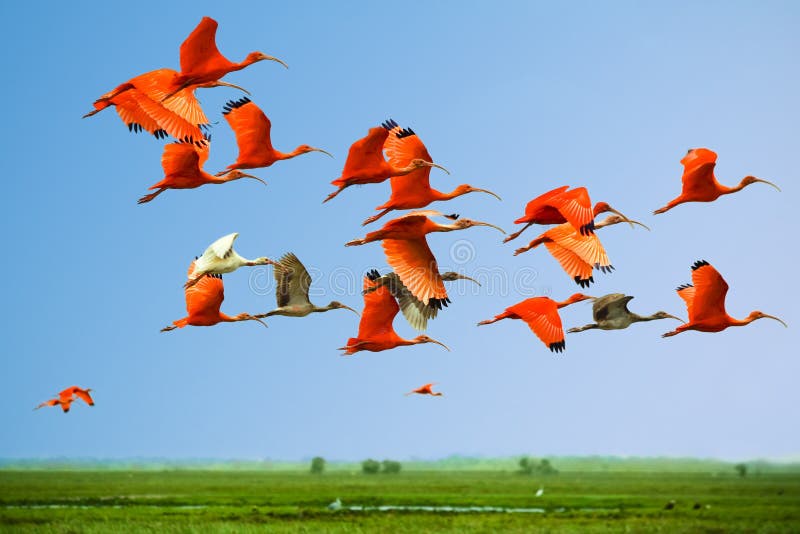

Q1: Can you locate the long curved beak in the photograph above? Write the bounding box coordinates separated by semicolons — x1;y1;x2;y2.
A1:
429;338;451;351
426;162;451;175
250;316;269;329
472;188;502;201
473;221;506;235
455;274;481;286
665;313;685;322
240;173;267;187
754;178;781;192
312;148;334;158
607;207;639;230
625;217;651;231
761;314;788;327
341;305;360;317
266;56;289;69
208;80;251;95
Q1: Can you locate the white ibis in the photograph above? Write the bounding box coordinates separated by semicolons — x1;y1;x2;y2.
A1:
186;233;277;288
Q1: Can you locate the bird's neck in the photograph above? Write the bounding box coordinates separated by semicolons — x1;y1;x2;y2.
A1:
725;177;755;195
729;314;755;327
438;187;470;202
556;297;581;309
280;147;309;161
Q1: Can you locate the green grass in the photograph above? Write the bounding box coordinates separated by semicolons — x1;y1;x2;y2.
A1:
1;470;799;532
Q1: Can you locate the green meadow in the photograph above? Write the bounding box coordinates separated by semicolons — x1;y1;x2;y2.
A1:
2;461;799;533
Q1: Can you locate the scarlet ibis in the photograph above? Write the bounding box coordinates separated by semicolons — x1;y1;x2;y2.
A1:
405;383;443;396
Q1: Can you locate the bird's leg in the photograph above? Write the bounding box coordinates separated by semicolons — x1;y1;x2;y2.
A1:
661;330;680;338
362;209;393;226
160;325;177;332
503;222;532;243
344;237;366;247
513;240;536;256
477;317;503;326
323;184;349;203
138;188;166;204
184;275;204;289
567;323;598;334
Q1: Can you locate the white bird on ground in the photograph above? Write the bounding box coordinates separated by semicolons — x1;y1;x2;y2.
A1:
327;498;342;511
259;253;359;318
186;232;278;288
535;486;544;497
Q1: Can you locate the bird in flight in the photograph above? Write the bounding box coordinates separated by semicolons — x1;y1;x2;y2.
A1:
35;398;73;413
405;383;443;397
186;233;278;289
654;148;780;214
258;253;359;318
478;293;594;352
567;293;683;333
58;386;95;407
662;260;787;337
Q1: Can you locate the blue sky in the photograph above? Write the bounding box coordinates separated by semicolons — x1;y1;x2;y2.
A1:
1;1;798;462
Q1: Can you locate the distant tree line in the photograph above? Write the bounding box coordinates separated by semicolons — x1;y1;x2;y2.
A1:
362;459;402;474
518;456;558;475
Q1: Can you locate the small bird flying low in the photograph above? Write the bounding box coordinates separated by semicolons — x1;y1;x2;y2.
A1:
324;120;449;203
186;233;277;289
257;252;359;318
405;383;443;396
339;271;450;355
216;97;331;174
58;386;95;407
654;148;780;214
567;293;683;333
161;261;268;332
346;211;504;307
504;186;634;242
363;270;480;331
513;215;649;287
477;293;594;352
662;260;787;337
138;138;265;204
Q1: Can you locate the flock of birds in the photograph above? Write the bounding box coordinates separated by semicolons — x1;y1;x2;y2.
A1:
36;16;787;411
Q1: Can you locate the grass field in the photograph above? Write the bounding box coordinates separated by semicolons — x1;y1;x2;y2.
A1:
1;470;799;532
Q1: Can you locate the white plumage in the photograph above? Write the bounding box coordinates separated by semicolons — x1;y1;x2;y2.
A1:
186;232;277;288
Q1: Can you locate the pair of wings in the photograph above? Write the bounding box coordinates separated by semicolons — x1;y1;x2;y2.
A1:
273;253;313;307
184;261;225;317
367;272;443;331
675;260;729;323
678;148;722;197
179;17;232;76
161;141;210;177
507;298;565;349
340;120;428;180
58;387;94;406
520;186;595;234
537;222;611;283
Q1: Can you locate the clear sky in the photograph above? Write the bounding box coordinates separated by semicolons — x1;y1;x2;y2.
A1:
1;1;797;462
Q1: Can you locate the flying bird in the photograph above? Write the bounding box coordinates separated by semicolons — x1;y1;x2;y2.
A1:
654;148;780;214
504;186;634;242
138;139;265;204
84;68;246;144
477;293;594;352
161;16;288;101
339;272;449;355
662;260;787;337
216;97;331;174
513;215;649;287
567;293;683;333
161;261;268;332
35;398;73;413
361;127;499;225
58;386;95;407
258;253;359;318
405;383;443;397
324;120;449;203
345;211;504;306
186;233;277;289
363;270;480;330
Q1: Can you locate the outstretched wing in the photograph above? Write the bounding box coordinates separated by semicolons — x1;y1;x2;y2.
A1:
594;293;633;321
74;389;95;406
339;125;391;179
518;185;570;222
543;240;595;286
371;272;438;331
179;17;227;75
185;261;224;317
382;238;447;307
208;233;239;260
223;97;274;165
274;253;313;307
687;260;729;322
357;275;400;339
508;298;566;352
545;223;611;270
679;148;721;198
548;187;595;235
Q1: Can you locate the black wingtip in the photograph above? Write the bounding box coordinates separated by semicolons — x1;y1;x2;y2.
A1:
366;269;381;281
381;118;398;130
580;221;596;236
445;213;460;220
691;259;710;271
395;127;416;139
676;283;693;292
222;97;252;115
548;340;566;353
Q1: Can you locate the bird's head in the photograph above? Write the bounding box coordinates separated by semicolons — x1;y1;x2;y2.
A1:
652;311;685;322
235;313;269;329
440;272;481;286
328;301;360;315
246;51;289;69
740;175;781;192
413;335;450;351
411;159;450;174
252;257;275;266
220;170;267;187
592;202;640;229
453;184;502;201
747;311;788;327
446;218;506;235
296;144;333;158
595;214;650;231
